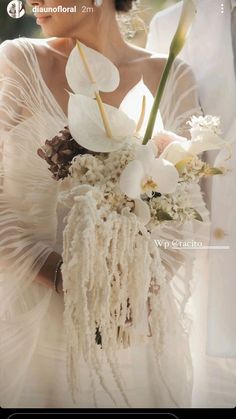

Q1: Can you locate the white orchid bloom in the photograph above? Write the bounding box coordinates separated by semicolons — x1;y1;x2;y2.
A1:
169;0;196;57
66;43;120;98
68;94;136;152
119;142;179;199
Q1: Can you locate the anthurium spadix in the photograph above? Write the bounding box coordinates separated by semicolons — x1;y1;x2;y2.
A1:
65;42;120;98
68;94;136;152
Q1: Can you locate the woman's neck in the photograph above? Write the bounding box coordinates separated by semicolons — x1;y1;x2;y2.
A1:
60;16;130;65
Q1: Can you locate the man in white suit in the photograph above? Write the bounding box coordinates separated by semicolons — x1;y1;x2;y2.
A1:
147;0;236;407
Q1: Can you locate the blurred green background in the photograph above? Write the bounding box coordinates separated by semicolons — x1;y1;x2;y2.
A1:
0;0;179;44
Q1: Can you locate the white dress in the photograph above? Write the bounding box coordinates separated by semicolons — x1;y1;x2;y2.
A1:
0;37;209;408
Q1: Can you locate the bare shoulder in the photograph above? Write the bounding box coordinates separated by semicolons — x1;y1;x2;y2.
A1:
26;38;66;84
27;38;56;65
126;44;168;94
126;44;167;65
137;45;195;80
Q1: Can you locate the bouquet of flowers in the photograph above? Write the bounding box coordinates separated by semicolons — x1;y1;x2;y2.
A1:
37;0;228;402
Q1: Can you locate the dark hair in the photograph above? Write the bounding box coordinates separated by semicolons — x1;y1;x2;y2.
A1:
115;0;135;12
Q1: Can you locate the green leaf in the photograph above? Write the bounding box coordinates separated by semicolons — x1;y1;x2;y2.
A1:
190;208;203;222
156;209;173;221
204;167;224;176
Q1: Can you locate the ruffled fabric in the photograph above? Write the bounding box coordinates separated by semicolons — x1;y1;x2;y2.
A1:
0;38;67;406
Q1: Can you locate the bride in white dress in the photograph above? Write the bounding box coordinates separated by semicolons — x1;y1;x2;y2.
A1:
0;0;209;408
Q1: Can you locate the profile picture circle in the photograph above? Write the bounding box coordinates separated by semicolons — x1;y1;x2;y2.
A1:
7;0;25;19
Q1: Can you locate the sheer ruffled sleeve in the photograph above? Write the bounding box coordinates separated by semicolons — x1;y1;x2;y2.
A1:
0;39;66;406
160;58;203;138
0;39;57;298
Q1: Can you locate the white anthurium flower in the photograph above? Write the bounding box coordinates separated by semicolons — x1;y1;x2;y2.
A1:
133;198;151;225
170;0;196;57
119;142;179;200
65;43;120;98
119;79;164;136
68;93;136;152
161;131;227;165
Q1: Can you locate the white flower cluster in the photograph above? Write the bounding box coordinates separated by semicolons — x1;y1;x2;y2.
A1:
63;142;138;214
60;139;204;226
148;182;197;225
188;115;221;136
179;155;207;182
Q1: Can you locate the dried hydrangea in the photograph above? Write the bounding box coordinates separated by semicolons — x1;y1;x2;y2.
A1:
37;126;96;180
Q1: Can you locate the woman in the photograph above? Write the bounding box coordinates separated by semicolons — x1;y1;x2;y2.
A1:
0;0;207;407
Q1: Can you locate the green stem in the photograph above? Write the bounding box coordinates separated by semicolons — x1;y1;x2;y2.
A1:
142;53;175;145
